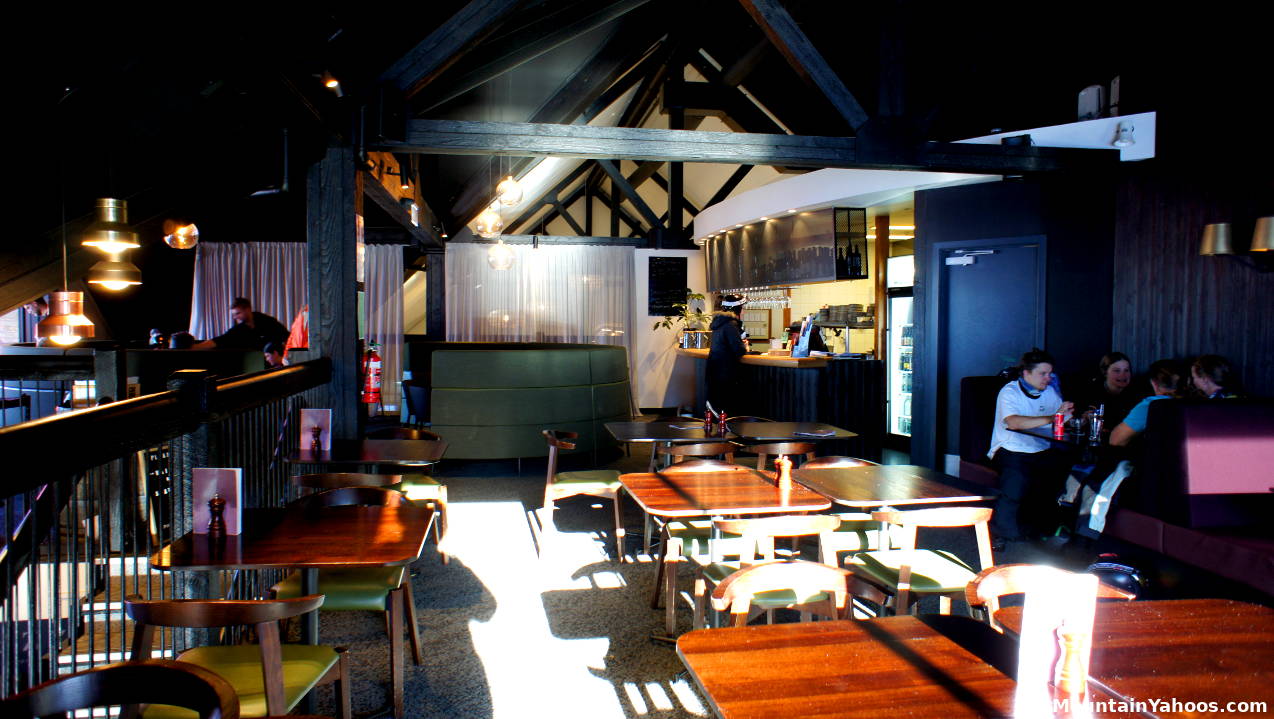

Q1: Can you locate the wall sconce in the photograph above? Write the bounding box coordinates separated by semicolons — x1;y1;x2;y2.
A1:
318;71;343;97
163;219;199;249
1200;218;1274;272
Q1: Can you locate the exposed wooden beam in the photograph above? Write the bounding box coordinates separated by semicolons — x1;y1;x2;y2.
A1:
721;39;771;88
550;197;586;235
664;79;784;135
506;160;594;232
380;0;524;98
649;172;700;216
379;120;1118;173
705;165;753;208
738;0;870;131
360;171;444;248
416;0;654;113
452;234;643;246
597;159;662;231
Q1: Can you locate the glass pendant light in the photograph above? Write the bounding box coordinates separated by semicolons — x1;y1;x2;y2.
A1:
82;198;140;253
87;253;143;290
38;291;95;346
163;219;199;249
496;175;523;207
487;239;515;270
474;205;504;239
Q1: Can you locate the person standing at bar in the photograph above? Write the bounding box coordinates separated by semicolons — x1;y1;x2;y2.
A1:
192;297;289;351
706;294;747;416
987;348;1074;549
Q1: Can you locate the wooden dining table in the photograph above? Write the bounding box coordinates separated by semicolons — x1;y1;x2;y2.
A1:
791;464;998;509
150;504;435;645
620;468;831;638
286;438;448;468
994;598;1274;715
678;614;1149;719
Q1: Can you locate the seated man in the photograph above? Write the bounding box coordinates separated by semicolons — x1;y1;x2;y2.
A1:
192;297;288;351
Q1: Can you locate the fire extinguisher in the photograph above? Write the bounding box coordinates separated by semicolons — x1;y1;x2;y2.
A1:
362;342;382;405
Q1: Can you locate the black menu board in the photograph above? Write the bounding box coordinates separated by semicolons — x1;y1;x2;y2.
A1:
648;256;688;316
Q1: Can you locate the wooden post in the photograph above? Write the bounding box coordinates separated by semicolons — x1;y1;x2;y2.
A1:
306;145;362;440
92;346;127;404
874;214;890;359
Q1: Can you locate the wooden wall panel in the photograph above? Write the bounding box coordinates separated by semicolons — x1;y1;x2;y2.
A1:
1112;164;1274;398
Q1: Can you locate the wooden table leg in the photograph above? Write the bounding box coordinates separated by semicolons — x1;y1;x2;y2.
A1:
301;568;319;644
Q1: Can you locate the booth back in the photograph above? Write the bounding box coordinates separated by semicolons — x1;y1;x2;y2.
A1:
422;343;630;459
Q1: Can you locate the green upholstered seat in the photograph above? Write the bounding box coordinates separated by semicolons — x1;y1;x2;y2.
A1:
698;561;832;608
848;549;977;594
553;469;621;491
142;644;339;719
272;567;404;612
664;520;740;556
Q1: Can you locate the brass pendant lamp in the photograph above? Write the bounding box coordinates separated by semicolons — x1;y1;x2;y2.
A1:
87;252;143;290
38;291;96;346
82;198;140;253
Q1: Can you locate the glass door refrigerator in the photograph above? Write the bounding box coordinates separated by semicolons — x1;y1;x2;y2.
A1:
886;256;915;439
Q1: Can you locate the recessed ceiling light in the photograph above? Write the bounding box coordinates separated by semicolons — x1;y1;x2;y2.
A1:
759;216;769;221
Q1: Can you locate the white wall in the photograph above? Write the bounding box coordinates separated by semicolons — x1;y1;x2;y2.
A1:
631;249;706;411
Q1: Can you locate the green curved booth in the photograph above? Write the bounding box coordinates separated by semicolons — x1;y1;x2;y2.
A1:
406;342;631;460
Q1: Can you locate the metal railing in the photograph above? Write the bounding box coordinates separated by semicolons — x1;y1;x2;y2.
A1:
0;359;331;696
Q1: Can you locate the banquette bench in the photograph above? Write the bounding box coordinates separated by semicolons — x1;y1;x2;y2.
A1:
404;341;631;460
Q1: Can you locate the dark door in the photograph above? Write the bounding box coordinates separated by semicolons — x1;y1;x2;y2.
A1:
937;238;1044;470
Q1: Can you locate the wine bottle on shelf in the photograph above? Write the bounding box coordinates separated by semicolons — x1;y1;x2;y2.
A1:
849;243;862;277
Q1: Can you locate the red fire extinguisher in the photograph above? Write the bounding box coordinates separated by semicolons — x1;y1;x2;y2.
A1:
362;342;383;405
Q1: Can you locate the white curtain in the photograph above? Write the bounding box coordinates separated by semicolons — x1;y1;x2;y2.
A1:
189;243;307;341
365;245;404;409
445;243;633;348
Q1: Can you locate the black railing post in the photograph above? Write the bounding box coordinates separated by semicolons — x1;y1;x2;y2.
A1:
166;370;217;647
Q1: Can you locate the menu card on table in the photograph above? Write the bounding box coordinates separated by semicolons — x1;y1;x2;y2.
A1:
299;408;332;451
192;468;243;535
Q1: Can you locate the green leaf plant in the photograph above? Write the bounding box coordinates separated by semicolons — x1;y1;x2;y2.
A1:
652;290;710;331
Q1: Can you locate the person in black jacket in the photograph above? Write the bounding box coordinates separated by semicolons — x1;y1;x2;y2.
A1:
706;294;747;415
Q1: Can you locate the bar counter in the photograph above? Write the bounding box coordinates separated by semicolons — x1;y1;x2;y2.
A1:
678;348;884;462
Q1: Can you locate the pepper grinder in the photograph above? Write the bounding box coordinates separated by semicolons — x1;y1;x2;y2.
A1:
207;492;226;537
776;455;793;504
310;425;322;453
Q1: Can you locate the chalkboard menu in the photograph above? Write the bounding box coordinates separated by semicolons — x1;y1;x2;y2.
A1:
648;256;688;316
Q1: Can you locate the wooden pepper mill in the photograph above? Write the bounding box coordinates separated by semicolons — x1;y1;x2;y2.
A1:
207;493;227;537
776;455;793;504
310;425;322;453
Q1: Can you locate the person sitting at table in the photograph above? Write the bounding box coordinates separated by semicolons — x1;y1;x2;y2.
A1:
1109;359;1182;447
1073;351;1140;428
1189;354;1241;399
263;341;288;368
987;348;1074;549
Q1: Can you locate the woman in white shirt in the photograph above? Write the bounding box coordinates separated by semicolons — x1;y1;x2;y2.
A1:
987;349;1074;548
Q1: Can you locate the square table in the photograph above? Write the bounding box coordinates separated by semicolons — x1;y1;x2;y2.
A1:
620;468;831;637
728;421;857;442
791;464;997;509
994;598;1274;714
286;438;448;468
151;504;435;645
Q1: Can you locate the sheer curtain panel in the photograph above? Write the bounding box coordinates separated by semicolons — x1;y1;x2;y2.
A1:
445;243;633;349
189;242;307;341
365;244;404;410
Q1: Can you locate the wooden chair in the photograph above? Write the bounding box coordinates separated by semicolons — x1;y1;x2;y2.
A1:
1;659;239;719
541;429;625;562
846;507;995;615
710;560;889;627
748;442;817;471
692;514;842;629
802;456;880;468
798;457;887;566
364;426;449;563
657;459;750;474
965;563;1137;632
123;595;351;719
271;487;422;719
655;442;737;465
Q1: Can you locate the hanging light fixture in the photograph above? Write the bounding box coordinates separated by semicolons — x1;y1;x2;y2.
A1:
487;239;515;270
1199;223;1233;256
1252;217;1273;252
496;175;523;207
474;205;504;239
87;252;143;290
39;292;95;346
81;198;139;253
163;219;200;249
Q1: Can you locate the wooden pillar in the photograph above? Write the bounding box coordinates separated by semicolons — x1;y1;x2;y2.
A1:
668;105;685;246
306;145;362;440
424;248;446;338
610;178;621;237
874;214;889;359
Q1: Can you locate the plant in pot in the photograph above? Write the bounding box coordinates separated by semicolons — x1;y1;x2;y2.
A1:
652;290;712;347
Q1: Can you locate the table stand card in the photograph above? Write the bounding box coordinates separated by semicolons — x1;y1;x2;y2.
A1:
300;408;332;451
1014;570;1097;718
192;468;243;535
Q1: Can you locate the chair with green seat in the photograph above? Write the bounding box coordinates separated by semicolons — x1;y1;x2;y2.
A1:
364;426;449;563
846;506;995;615
2;659;240;719
541;429;625;562
123;594;351;719
797;456;890;566
691;514;842;629
271;487;424;719
709;559;888;626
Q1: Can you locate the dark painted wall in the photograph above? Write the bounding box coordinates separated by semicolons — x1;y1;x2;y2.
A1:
912;177;1115;469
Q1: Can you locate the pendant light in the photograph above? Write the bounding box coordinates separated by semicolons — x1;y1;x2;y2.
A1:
474;204;504;239
81;198;139;253
487;239;515;270
87;252;143;290
163;219;199;249
496;175;523;207
38;291;96;345
1199;223;1233;255
1252;217;1273;252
